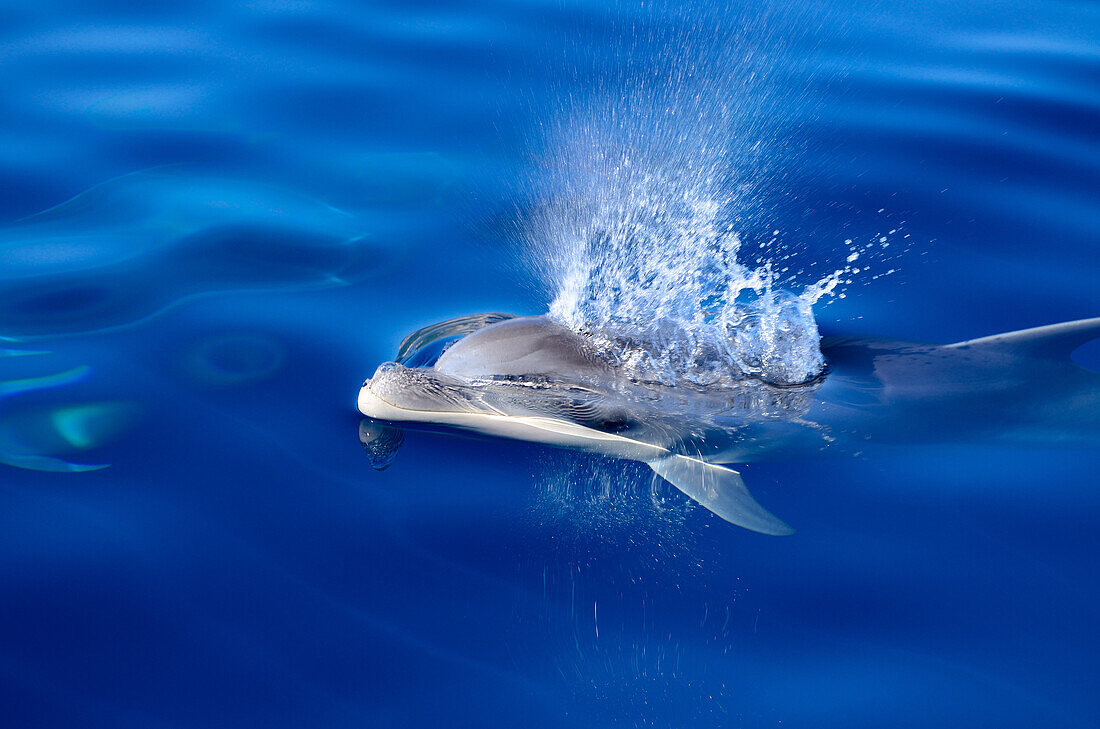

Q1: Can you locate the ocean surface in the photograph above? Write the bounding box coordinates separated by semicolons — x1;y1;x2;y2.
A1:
2;1;1099;727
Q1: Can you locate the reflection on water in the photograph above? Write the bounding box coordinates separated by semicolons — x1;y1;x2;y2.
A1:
183;333;285;387
0;349;114;471
358;419;405;471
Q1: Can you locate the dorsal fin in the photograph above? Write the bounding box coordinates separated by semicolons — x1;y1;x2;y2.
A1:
946;317;1100;358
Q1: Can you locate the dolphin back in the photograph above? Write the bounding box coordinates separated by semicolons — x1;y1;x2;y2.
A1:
945;316;1100;358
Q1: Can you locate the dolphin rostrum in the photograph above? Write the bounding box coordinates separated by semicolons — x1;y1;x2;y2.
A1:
357;314;1100;535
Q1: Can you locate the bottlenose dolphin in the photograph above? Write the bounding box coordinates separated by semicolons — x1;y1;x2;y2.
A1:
357;313;1100;535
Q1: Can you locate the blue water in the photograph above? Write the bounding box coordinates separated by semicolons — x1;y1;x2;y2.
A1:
2;1;1099;726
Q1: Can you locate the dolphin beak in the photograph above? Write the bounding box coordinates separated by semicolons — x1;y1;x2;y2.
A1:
357;381;378;417
357;380;408;422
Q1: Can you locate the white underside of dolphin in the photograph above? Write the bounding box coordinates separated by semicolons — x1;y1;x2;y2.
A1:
357;384;795;535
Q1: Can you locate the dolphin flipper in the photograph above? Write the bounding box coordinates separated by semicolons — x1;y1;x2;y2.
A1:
647;454;794;535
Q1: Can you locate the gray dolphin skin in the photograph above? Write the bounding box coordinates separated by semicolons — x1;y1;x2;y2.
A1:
357;314;1100;535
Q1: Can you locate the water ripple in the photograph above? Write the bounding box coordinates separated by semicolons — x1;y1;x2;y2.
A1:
0;169;382;337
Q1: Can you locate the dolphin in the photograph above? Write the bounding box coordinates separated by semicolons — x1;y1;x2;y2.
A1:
357;313;1100;535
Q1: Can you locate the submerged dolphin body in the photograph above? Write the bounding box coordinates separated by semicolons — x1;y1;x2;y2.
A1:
357;314;1100;535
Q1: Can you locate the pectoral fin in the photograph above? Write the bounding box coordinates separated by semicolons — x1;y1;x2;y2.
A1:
648;454;794;535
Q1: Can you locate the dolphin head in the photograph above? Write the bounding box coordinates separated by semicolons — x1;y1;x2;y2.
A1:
357;316;660;440
359;316;617;420
358;362;478;420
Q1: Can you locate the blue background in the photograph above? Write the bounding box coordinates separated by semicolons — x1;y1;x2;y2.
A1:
1;1;1098;726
